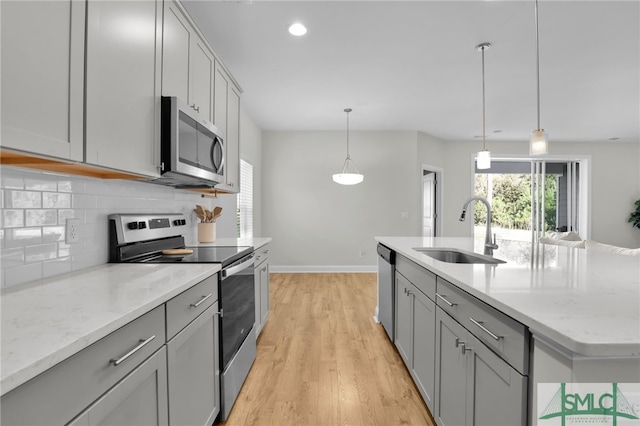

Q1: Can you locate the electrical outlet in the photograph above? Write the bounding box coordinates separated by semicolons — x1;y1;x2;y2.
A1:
65;218;81;244
359;250;366;258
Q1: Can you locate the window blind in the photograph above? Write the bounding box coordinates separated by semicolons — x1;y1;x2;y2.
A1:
237;159;253;238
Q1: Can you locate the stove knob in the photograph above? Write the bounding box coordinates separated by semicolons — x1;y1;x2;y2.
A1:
181;219;187;225
138;221;147;229
127;222;138;230
173;219;182;226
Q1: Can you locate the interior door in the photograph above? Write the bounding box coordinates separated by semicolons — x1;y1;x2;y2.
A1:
422;172;436;237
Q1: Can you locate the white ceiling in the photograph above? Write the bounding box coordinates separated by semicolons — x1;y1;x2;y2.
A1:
182;1;639;143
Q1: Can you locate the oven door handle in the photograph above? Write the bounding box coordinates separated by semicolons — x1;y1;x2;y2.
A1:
222;255;254;278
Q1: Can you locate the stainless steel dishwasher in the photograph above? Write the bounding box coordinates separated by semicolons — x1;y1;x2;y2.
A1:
377;243;395;341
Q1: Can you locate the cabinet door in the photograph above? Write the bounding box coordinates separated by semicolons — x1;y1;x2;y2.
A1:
161;0;190;102
213;62;228;137
435;307;468;426
1;0;84;161
412;287;436;412
394;272;412;367
166;302;220;426
85;0;161;177
68;347;168;426
467;333;527;426
223;85;241;191
190;37;215;123
260;260;270;326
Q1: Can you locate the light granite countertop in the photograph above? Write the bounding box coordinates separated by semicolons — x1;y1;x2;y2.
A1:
194;237;271;250
376;236;640;358
1;263;221;396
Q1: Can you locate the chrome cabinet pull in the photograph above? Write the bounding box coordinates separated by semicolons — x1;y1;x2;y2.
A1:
190;293;213;308
455;337;465;348
469;317;502;341
436;293;457;307
460;343;472;354
215;309;224;318
110;335;156;366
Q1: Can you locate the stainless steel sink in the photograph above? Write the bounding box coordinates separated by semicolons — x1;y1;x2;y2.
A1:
413;248;506;264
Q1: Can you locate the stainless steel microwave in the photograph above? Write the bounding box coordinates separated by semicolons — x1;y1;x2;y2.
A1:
157;96;224;187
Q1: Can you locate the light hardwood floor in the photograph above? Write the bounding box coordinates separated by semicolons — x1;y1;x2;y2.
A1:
219;273;436;426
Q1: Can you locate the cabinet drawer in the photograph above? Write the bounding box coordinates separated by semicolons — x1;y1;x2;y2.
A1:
254;244;270;266
1;305;165;426
435;278;529;375
166;273;218;340
396;254;436;301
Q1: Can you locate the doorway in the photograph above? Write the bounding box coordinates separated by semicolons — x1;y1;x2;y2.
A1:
422;165;442;237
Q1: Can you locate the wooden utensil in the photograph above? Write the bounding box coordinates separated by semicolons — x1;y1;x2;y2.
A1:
161;248;194;255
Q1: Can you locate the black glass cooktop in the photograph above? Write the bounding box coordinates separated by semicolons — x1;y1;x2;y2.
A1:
139;246;252;267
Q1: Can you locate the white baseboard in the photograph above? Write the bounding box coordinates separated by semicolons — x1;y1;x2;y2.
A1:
270;265;377;273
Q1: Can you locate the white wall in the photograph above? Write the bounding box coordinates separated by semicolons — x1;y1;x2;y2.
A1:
262;131;421;270
262;132;639;270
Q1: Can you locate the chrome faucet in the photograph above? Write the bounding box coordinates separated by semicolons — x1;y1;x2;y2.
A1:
459;196;499;256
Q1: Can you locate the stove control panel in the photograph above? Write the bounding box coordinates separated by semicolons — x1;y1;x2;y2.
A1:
109;213;189;244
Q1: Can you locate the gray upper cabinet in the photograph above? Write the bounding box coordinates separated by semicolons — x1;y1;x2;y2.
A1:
84;0;162;177
214;62;241;193
1;0;84;161
161;0;215;123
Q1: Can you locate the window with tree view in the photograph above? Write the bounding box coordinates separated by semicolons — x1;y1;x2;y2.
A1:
473;160;581;247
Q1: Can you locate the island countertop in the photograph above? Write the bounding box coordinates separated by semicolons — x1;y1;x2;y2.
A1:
375;236;640;358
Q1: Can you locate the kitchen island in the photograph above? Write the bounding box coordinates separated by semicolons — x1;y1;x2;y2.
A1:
376;236;640;426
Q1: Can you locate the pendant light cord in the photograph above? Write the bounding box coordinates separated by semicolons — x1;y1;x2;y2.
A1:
481;45;486;151
535;0;541;130
344;108;352;159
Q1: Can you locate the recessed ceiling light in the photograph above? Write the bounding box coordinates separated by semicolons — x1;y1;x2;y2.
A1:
288;23;307;36
609;137;620;141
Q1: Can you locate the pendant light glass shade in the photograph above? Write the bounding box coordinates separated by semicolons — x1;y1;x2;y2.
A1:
476;42;491;170
477;150;491;170
530;0;549;155
530;129;548;155
333;108;364;185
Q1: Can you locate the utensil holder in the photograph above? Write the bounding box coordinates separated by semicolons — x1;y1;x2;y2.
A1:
197;222;216;243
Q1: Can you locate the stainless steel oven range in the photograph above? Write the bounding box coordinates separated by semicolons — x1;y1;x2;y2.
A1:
108;213;255;421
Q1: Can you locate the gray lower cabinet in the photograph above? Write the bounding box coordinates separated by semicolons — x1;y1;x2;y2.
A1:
1;306;166;426
254;245;270;337
435;307;527;426
68;347;169;426
411;286;436;411
394;260;436;412
1;273;222;426
394;272;412;365
166;302;220;426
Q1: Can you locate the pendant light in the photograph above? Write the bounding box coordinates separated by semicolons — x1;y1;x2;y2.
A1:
530;0;548;155
332;108;364;185
476;42;491;170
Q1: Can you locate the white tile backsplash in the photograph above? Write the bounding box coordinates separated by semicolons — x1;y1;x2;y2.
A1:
1;166;233;289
